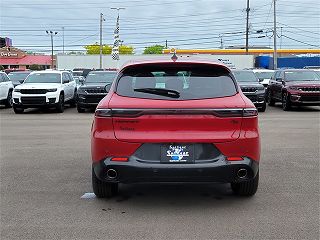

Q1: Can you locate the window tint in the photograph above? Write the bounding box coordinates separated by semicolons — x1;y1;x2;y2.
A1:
284;71;320;81
273;71;280;79
233;71;258;82
67;73;74;81
86;72;117;83
0;73;5;82
62;73;69;82
116;65;237;100
254;71;274;80
25;73;61;83
8;72;30;81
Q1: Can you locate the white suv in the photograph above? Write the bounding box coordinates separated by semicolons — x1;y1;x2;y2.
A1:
0;72;14;107
12;70;77;113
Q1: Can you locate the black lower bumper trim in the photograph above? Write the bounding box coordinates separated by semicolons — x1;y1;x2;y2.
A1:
13;103;57;108
93;157;259;184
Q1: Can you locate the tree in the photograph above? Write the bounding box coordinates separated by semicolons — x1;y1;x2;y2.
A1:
29;64;43;71
84;43;112;54
119;45;134;54
143;45;165;54
84;43;134;54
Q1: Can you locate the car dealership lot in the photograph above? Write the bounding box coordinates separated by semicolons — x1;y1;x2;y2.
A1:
0;106;319;239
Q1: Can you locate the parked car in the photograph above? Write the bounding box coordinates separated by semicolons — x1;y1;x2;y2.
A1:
12;70;77;113
267;69;320;110
8;71;31;87
252;69;274;88
91;59;260;198
233;70;266;112
76;71;117;113
0;72;14;107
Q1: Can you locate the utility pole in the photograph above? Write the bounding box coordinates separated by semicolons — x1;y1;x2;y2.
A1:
219;34;223;49
62;27;65;54
99;13;105;69
280;26;283;49
273;0;277;69
46;30;58;69
245;0;250;54
165;40;168;49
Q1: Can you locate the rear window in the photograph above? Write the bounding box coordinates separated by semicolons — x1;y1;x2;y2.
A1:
116;64;237;100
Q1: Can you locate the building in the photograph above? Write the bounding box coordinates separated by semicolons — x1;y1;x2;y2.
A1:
0;47;54;70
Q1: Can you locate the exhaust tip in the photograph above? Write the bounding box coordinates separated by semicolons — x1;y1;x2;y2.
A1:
237;168;248;179
106;169;117;179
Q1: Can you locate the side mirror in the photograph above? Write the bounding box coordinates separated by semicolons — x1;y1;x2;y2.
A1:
104;83;111;92
276;78;282;82
258;79;263;82
63;79;69;84
79;78;85;84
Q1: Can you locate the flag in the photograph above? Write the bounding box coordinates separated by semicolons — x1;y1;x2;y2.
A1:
111;14;120;61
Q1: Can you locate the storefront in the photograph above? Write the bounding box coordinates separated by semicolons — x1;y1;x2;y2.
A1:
0;47;54;70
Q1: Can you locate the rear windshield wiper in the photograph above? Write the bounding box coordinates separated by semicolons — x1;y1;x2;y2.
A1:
134;88;180;99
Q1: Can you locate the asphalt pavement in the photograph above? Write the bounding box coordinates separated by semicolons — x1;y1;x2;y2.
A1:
0;104;319;240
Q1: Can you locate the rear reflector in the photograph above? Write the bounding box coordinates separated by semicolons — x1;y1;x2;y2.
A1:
227;157;243;161
111;157;129;162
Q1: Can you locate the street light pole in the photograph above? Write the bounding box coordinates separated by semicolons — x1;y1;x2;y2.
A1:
46;30;58;69
99;13;105;69
273;0;277;69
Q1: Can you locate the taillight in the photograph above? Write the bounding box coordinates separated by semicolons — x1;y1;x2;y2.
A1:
95;108;258;118
243;108;258;117
95;108;112;117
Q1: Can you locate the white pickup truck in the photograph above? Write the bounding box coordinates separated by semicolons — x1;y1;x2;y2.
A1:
0;72;14;108
12;70;77;113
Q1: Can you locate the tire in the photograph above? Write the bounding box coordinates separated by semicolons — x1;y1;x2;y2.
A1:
77;104;85;113
267;90;275;106
231;171;259;196
5;90;13;108
92;168;118;198
282;92;291;111
13;105;24;114
258;102;266;112
69;91;77;107
56;93;64;113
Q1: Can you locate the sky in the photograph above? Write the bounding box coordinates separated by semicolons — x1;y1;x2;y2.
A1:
0;0;319;54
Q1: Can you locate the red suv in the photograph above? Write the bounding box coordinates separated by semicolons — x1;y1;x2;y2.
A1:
91;59;260;198
267;69;320;110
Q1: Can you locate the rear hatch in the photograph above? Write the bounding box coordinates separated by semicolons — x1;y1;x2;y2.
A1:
110;94;245;143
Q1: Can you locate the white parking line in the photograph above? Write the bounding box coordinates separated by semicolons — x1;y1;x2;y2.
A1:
81;193;96;199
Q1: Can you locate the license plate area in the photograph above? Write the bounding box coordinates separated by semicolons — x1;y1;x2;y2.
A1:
161;144;194;163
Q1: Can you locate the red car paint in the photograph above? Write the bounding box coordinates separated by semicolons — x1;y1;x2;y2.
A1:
91;59;260;163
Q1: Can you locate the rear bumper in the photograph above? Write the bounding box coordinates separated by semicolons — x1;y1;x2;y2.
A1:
93;156;259;184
